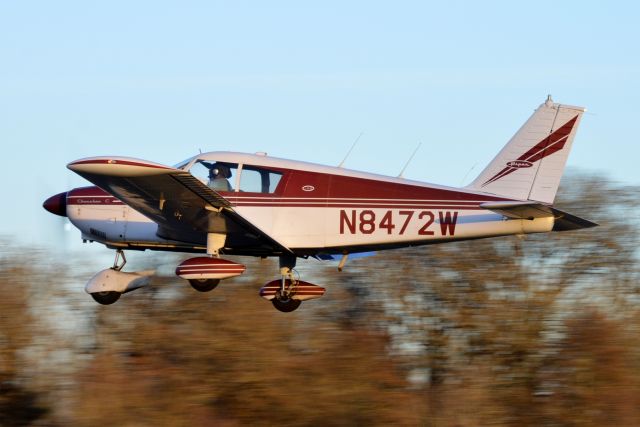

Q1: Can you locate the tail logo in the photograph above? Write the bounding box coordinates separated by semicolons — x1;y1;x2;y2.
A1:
482;115;579;187
506;160;533;168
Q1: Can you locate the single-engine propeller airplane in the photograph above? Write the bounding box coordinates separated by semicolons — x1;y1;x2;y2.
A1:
43;96;596;312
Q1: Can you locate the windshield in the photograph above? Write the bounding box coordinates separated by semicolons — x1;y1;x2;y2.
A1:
172;155;197;170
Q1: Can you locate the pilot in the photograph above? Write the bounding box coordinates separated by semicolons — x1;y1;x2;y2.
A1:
208;163;233;192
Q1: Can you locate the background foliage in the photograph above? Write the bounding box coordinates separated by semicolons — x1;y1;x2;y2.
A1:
1;172;640;426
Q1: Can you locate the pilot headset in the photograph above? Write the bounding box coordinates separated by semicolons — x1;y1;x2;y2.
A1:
209;164;231;178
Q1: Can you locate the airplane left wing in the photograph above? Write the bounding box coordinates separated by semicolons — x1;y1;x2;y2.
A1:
480;201;597;231
68;157;293;254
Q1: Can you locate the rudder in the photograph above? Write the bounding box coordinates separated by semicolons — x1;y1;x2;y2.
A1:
466;96;585;204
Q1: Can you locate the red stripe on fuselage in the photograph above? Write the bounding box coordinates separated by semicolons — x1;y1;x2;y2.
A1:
280;170;505;202
66;186;496;209
231;203;481;209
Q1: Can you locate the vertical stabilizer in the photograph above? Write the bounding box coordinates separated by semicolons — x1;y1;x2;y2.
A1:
466;96;585;204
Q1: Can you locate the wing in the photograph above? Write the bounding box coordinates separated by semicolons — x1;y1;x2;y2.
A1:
479;201;597;231
68;157;292;255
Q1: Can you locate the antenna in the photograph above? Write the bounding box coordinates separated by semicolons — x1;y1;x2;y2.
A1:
338;132;364;168
460;163;478;186
398;142;422;178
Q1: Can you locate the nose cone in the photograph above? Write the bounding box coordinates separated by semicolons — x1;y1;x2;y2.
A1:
43;192;68;217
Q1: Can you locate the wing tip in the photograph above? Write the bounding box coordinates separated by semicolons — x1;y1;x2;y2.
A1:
68;157;174;176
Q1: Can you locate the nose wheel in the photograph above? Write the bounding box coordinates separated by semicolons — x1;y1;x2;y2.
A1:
91;291;121;305
90;250;127;305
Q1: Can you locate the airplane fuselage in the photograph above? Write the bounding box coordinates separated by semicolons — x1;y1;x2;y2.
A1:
63;152;553;256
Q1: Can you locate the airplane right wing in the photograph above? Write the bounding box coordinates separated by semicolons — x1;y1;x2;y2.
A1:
68;157;293;255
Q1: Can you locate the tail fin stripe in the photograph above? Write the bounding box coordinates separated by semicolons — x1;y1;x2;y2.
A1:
480;115;578;187
516;116;577;162
482;167;516;186
526;134;569;163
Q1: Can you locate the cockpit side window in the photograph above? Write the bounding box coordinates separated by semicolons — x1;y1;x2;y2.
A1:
239;165;283;194
189;160;239;192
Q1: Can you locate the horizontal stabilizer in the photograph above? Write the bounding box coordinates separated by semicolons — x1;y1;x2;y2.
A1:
480;201;597;231
480;201;553;219
550;208;598;231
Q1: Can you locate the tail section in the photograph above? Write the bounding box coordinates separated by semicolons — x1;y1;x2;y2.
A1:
466;96;585;204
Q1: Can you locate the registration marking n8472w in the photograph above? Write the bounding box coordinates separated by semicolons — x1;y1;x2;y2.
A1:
339;209;459;236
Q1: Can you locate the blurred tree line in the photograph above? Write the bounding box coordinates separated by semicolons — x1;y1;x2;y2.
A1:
1;171;640;426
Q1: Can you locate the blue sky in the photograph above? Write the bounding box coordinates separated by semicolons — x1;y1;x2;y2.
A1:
1;1;639;245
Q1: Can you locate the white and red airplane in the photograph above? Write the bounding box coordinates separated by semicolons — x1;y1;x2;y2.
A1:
43;96;595;312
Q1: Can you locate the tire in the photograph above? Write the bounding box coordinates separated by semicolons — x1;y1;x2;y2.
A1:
91;291;121;305
188;279;220;292
272;295;302;313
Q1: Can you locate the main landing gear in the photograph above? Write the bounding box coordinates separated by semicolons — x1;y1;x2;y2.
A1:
85;242;326;314
175;257;245;292
175;233;245;292
259;255;326;313
188;278;220;292
272;276;302;313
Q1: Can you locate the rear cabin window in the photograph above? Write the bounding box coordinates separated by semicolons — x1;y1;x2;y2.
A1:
239;166;282;194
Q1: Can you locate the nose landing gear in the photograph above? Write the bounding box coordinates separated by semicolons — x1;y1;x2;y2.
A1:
91;291;121;305
85;249;153;305
90;250;127;304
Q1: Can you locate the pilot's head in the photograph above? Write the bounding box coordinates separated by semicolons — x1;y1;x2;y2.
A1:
209;163;231;179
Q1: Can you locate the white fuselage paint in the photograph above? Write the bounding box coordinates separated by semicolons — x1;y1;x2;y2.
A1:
68;202;553;252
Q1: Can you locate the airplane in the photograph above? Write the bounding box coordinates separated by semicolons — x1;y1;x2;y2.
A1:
43;96;596;312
